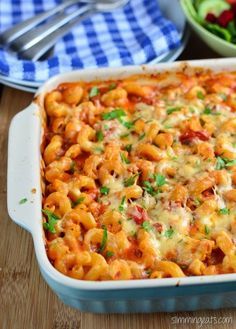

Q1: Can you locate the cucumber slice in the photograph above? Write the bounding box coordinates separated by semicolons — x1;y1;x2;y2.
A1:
185;0;199;18
197;0;230;19
183;0;203;23
194;0;206;10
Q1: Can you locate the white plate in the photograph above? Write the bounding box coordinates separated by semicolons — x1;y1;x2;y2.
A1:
0;78;38;93
158;0;185;37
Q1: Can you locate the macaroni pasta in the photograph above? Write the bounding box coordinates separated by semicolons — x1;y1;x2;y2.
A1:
42;68;236;280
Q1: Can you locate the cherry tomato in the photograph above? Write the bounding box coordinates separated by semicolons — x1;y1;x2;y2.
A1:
179;129;209;144
127;205;148;224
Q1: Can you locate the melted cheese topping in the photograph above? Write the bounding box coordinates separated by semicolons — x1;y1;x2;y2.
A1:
42;69;236;280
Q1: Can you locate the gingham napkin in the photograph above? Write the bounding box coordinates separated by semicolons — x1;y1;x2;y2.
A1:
0;0;181;83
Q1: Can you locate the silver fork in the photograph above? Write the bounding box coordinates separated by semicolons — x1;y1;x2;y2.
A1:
0;0;96;45
0;0;129;61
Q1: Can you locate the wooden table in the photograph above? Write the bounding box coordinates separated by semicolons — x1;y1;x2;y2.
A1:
1;32;235;329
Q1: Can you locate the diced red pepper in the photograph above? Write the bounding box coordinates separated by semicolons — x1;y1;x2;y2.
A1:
206;248;225;266
125;241;142;261
104;124;118;138
202;188;214;198
98;203;107;215
127;205;148;225
217;10;234;27
206;13;217;23
179;129;209;144
86;188;99;200
74;154;89;170
128;95;154;106
153;222;163;233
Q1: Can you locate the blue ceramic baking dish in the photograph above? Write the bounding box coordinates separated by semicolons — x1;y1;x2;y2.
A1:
7;59;236;313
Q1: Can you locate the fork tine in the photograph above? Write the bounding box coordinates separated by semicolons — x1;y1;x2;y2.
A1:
0;0;90;45
17;0;129;61
10;5;91;52
20;9;95;61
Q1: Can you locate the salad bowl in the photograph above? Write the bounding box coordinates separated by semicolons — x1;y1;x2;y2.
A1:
181;0;236;56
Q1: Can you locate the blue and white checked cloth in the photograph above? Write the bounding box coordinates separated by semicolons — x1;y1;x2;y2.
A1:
0;0;181;83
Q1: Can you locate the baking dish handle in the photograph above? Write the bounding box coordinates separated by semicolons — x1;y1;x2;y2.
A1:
7;103;42;233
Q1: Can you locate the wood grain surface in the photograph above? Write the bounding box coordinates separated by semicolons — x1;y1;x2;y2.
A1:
1;32;236;329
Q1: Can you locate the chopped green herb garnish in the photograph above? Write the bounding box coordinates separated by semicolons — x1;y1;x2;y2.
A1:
42;209;60;234
145;269;152;275
225;159;236;167
203;107;212;115
72;196;85;207
154;173;166;187
194;159;201;168
132;117;141;124
205;225;210;235
203;107;220;115
138;132;145;141
99;226;108;252
124;174;139;187
106;250;114;258
167;107;181;115
164;228;175;238
109;83;117;90
197;91;205;100
219;93;227;101
219;207;230;215
194;198;201;206
163;124;172;129
93;146;104;154
166;149;174;159
216;156;236;170
118;117;134;129
102;108;126;120
96;130;104;142
120;132;130;138
69;161;76;174
143;181;156;196
19;198;27;205
141;221;152;232
232;143;236;148
118;196;126;212
100;186;110;195
216;156;226;170
125;144;132;152
120;152;130;164
89;86;99;98
130;231;137;237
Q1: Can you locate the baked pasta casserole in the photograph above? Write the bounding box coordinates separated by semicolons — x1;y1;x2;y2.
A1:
42;68;236;280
